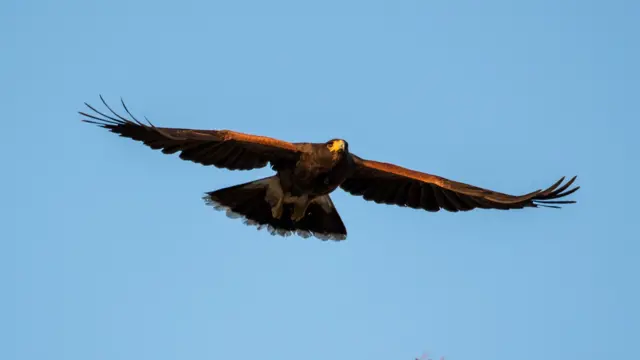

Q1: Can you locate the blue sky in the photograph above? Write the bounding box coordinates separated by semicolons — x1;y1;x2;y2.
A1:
2;1;638;359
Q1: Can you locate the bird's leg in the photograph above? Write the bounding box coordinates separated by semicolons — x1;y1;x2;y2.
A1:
271;199;284;219
264;179;284;219
290;195;310;222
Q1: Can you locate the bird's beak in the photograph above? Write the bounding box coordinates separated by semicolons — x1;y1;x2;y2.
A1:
329;140;345;153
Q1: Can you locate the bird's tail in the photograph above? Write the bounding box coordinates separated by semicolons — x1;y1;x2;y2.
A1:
203;176;347;241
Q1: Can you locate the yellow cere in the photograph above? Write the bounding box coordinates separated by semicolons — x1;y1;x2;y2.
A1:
328;140;345;153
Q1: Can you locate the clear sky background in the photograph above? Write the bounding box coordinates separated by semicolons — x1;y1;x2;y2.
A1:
2;1;638;359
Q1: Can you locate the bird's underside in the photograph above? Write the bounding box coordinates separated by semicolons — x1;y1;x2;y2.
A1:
81;96;580;241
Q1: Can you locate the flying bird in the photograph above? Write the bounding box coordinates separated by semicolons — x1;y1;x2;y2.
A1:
81;96;580;241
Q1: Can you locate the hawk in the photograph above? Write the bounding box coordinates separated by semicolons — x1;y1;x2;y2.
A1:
81;96;579;241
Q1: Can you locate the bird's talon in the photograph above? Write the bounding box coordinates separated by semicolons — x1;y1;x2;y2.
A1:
271;205;283;219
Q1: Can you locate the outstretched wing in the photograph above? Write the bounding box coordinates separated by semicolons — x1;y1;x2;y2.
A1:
341;155;579;211
80;96;302;170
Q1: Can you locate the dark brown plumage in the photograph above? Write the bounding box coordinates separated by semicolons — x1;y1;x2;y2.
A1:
81;96;580;241
340;156;579;212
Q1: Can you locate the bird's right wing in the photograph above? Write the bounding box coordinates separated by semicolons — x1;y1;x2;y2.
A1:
80;96;303;170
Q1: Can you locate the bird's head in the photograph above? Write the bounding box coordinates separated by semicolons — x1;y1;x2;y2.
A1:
326;139;348;155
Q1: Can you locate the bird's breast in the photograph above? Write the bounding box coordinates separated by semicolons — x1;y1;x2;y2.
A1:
287;152;348;196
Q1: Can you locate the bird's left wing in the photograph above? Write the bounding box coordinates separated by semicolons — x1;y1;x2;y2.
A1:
80;96;302;170
340;155;579;211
